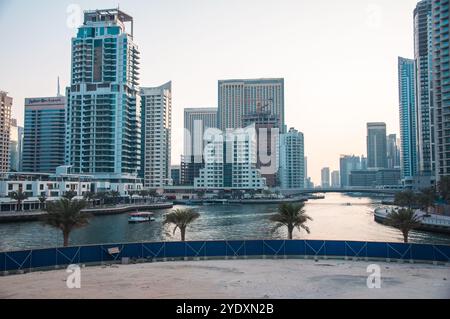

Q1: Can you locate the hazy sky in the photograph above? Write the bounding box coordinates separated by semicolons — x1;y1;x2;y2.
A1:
0;0;419;184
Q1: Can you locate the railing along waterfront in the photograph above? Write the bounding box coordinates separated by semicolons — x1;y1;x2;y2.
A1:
1;240;449;275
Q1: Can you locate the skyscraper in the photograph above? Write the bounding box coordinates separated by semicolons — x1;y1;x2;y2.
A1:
279;128;304;189
432;0;450;180
398;57;418;178
182;108;217;185
331;171;340;188
22;97;66;173
414;0;435;175
0;91;12;173
9;119;23;172
367;122;388;169
140;82;172;188
339;155;361;188
65;9;141;178
321;167;330;188
387;134;401;169
217;78;285;132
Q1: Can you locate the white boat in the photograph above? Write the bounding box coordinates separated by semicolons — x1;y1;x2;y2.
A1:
128;212;155;224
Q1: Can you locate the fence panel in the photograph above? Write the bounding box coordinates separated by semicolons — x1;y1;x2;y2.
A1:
31;248;57;269
244;240;264;256
1;240;449;273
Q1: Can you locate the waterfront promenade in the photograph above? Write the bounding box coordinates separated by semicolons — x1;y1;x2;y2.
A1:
1;259;448;299
0;203;174;223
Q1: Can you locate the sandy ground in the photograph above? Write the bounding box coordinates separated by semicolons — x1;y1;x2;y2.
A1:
0;259;449;299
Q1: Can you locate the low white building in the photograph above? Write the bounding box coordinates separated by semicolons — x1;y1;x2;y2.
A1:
194;128;266;190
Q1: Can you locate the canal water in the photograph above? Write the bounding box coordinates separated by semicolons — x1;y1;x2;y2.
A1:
1;193;450;252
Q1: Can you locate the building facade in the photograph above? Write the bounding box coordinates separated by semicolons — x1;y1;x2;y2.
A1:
331;171;340;188
279;128;304;189
367;122;388;169
398;57;418;178
9;119;23;172
22;97;65;173
182;108;217;185
415;0;435;176
140;82;172;188
339;155;361;188
386;133;401;169
218;78;285;132
321;167;330;188
432;0;450;180
65;9;141;178
194;129;266;189
0;92;12;173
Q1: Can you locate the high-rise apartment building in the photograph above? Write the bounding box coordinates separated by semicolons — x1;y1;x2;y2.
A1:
182;108;217;185
218;78;285;132
432;0;450;180
321;167;330;188
0;91;12;173
339;155;362;188
415;0;435;175
9;119;23;172
331;171;340;188
398;58;418;178
194;129;266;189
140;82;172;188
279;128;304;189
367;122;388;169
387;134;401;169
22;97;66;173
65;9;141;178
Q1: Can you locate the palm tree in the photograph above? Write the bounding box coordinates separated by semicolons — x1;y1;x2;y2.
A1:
394;190;416;209
270;203;313;240
9;190;28;211
63;190;77;201
38;194;47;210
42;198;90;247
95;192;109;206
437;176;450;202
163;209;200;241
83;191;96;207
386;208;421;243
109;190;121;205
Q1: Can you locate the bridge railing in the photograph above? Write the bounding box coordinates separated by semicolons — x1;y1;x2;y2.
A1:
1;240;449;274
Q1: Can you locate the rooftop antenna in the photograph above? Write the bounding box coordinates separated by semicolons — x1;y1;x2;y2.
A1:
57;76;61;97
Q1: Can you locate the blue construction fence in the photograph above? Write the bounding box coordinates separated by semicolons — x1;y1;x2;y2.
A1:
1;240;450;273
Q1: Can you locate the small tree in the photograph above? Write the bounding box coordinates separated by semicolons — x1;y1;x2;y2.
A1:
63;190;77;201
9;190;28;211
42;198;90;247
163;209;200;241
83;191;96;207
416;188;436;212
437;176;450;202
386;208;421;243
394;190;416;209
38;194;47;210
109;190;121;205
270;203;313;240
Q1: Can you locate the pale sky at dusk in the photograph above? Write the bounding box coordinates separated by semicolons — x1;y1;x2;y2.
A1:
0;0;420;185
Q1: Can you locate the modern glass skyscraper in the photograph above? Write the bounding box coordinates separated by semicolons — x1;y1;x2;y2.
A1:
22;97;66;173
432;0;450;180
414;0;435;176
9;119;23;172
387;133;401;169
398;57;418;178
140;82;172;188
339;155;361;188
321;167;330;188
65;9;141;177
218;78;285;132
367;122;388;170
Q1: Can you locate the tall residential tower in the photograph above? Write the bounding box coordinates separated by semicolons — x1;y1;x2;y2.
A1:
65;9;141;180
0;92;12;173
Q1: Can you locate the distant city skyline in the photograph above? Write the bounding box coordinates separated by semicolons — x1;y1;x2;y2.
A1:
0;0;421;184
